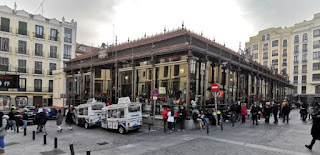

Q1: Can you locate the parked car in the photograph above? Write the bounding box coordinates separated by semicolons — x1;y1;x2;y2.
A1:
15;107;37;124
37;107;58;119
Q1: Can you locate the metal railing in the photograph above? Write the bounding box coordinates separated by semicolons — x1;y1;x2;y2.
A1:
48;35;59;42
294;60;299;64
33;32;45;39
302;90;306;94
283;53;287;57
33;50;44;57
294;70;299;73
18;67;28;73
63;54;71;59
293;80;298;84
302;80;307;83
302;70;307;73
16;29;29;36
314;44;320;49
33;69;43;74
0;47;11;53
49;52;59;59
302;59;307;62
64;37;72;43
0;25;12;33
15;48;29;55
282;63;287;66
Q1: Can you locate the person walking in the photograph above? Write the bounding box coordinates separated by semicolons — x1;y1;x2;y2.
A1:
66;108;73;130
0;112;7;154
8;108;16;132
272;102;279;124
305;103;320;150
300;102;308;121
167;108;174;131
236;101;241;121
56;110;63;132
21;110;28;130
251;102;259;125
241;103;247;124
264;102;271;123
36;109;47;134
281;100;290;124
178;106;186;131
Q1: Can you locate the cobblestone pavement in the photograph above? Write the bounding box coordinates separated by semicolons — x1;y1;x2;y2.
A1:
4;109;320;155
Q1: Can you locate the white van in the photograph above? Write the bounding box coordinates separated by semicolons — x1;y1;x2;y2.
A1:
73;99;105;129
101;97;142;134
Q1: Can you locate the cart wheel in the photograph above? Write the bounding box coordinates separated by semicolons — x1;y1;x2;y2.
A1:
118;126;125;134
85;122;90;129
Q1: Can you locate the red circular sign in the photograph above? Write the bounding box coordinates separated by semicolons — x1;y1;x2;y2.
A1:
211;83;219;92
151;88;159;97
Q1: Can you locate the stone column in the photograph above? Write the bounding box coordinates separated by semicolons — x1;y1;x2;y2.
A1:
114;62;118;103
131;60;136;101
186;51;192;116
203;58;209;108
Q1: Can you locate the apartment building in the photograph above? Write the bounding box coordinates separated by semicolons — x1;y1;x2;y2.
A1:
246;12;320;103
0;5;76;109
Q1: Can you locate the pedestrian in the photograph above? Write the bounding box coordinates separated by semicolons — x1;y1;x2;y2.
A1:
21;110;28;130
167;108;174;131
236;101;241;121
56;110;63;132
200;110;208;127
264;102;271;123
300;102;308;121
195;111;204;130
241;103;247;123
66;108;73;130
272;102;279;124
36;109;47;134
281;99;290;124
8;108;16;132
305;103;320;150
251;102;259;125
178;106;186;131
0;112;8;154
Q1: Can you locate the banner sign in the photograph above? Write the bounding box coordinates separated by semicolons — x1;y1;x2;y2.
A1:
0;75;19;88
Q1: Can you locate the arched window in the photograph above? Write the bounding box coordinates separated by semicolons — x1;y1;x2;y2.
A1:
266;34;270;40
294;35;299;43
262;35;265;41
303;33;308;41
283;40;287;47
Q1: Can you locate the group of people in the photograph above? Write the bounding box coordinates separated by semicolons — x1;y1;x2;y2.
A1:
162;106;187;132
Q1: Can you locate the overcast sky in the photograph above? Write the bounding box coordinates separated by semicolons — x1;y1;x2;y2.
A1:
2;0;320;51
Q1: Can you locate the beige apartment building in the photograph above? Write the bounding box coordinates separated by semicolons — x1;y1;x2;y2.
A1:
0;5;76;109
246;13;320;103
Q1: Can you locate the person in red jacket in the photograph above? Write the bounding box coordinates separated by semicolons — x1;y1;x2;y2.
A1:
162;106;168;131
241;103;247;123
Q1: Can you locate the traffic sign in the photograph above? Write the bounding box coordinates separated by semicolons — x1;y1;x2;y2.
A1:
151;88;159;97
211;83;219;92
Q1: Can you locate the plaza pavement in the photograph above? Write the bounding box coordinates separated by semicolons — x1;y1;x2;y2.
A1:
4;109;320;155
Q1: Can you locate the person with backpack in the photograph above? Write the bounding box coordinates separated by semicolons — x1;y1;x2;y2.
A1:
281;99;290;124
56;110;63;132
36;109;47;134
0;112;8;154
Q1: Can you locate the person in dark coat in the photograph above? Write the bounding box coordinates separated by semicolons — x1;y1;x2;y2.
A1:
264;103;271;123
178;106;186;131
8;108;16;131
300;102;308;121
305;103;320;150
251;102;259;125
35;109;47;134
66;108;73;130
236;102;241;121
281;100;290;124
56;110;63;132
272;102;279;123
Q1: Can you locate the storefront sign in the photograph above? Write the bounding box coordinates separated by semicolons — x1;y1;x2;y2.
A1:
0;75;19;88
159;87;166;94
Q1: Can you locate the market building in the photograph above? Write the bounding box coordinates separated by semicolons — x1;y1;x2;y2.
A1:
0;5;77;109
246;12;320;103
64;28;292;114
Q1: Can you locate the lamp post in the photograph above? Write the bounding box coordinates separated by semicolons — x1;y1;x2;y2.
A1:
220;62;228;106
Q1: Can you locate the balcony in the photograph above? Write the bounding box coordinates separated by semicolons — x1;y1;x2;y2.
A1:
33;69;43;75
17;29;29;36
34;50;44;57
18;67;27;73
294;70;299;74
33;32;45;39
294;40;299;44
63;54;71;59
282;63;287;66
0;65;9;72
302;59;307;63
263;56;268;59
316;90;320;94
294;80;298;84
314;44;320;49
48;35;59;42
0;25;12;33
283;53;287;57
15;48;29;55
303;49;308;52
302;70;307;73
49;52;59;59
34;87;42;92
294;60;299;64
0;47;11;53
302;90;306;94
314;34;320;38
294;50;299;54
272;54;278;57
47;70;53;75
302;80;307;83
263;47;268;51
64;37;72;43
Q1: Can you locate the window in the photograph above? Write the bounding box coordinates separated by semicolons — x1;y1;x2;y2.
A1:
294;45;299;53
294;35;299;43
0;37;10;52
294;76;298;83
148;70;152;80
190;60;196;74
64;28;72;43
282;59;287;66
18;21;27;35
263;61;268;67
272;50;278;56
283;40;287;47
266;34;270;40
303;33;308;41
18;40;27;54
302;54;307;62
50;46;57;58
143;71;146;77
294;56;299;63
302;65;307;73
35;25;44;38
272;40;278;47
314;29;320;38
302;76;307;84
282;68;287;74
313;51;320;60
263;43;268;50
0;57;9;71
49;80;53;92
174;65;179;76
253;44;258;50
164;66;168;77
92;104;104;111
35;61;42;74
283;49;287;56
294;87;297;94
316;86;320;94
313;63;320;70
301;86;306;94
49;63;56;75
0;17;10;32
313;74;320;81
118;108;124;118
294;66;298;73
18;78;26;91
95;69;101;78
253;53;258;59
128;105;141;113
272;59;278;66
34;79;42;92
262;35;265;41
63;44;71;59
303;44;308;52
313;40;320;49
50;29;58;41
35;43;43;56
18;59;27;73
263;53;268;59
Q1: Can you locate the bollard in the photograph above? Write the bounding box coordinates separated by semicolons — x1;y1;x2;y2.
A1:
221;122;223;131
207;125;209;134
24;128;26;136
54;137;58;149
148;124;151;131
70;143;75;155
86;150;91;155
33;131;35;140
43;135;47;145
17;126;19;133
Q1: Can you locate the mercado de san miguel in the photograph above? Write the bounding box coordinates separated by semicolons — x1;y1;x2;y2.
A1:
64;28;294;115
